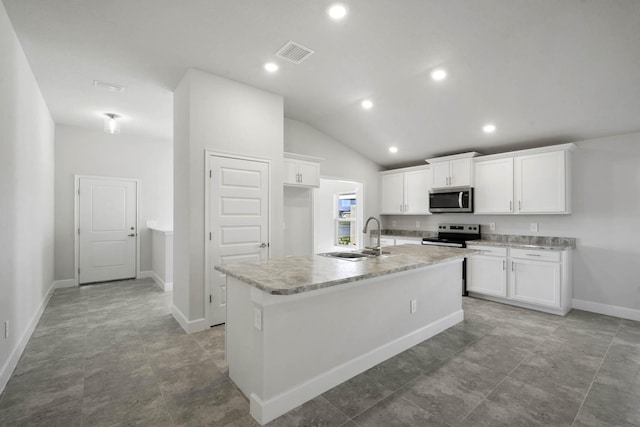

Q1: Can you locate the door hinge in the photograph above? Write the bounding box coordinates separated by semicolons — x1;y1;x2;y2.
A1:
209;295;212;303
209;170;212;178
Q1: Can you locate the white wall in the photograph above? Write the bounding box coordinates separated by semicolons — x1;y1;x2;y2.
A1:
173;69;284;323
283;187;313;256
382;133;640;312
54;125;173;279
0;1;55;391
284;118;382;223
314;179;365;253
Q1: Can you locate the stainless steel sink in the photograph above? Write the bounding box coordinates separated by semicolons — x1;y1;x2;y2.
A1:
318;250;394;261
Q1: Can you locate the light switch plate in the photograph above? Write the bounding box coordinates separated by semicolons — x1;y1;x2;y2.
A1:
489;222;496;231
253;307;262;330
410;299;417;314
530;223;539;232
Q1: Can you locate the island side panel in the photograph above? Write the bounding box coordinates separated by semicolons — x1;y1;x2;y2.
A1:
227;259;464;424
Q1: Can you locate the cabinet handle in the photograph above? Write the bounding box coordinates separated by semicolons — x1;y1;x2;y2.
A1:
510;200;513;211
405;204;408;212
526;253;542;257
511;261;514;272
518;200;522;210
400;204;403;213
502;259;506;270
299;173;302;183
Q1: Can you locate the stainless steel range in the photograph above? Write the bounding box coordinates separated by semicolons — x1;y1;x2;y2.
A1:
422;223;481;296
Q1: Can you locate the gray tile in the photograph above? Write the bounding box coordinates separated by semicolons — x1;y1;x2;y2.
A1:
156;358;227;395
165;380;248;426
396;346;445;373
364;354;424;391
594;342;640;396
322;372;393;418
84;360;154;396
456;334;532;375
399;357;504;425
14;399;82;427
193;325;226;356
573;403;637;427
266;395;348;427
580;382;640;425
223;414;261;427
461;377;582;426
353;394;449;427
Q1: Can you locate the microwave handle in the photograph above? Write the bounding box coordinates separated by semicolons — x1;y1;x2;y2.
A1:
458;192;463;208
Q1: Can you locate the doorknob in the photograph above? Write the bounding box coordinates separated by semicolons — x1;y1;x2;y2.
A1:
259;243;268;248
128;234;136;237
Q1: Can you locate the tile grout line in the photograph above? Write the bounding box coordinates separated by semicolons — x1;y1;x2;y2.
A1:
569;322;621;427
457;320;561;424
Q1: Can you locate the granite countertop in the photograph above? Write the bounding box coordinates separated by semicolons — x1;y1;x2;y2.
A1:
467;235;576;251
214;245;476;295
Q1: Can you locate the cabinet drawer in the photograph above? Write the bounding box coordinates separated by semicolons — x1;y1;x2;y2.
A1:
510;248;560;262
467;245;507;257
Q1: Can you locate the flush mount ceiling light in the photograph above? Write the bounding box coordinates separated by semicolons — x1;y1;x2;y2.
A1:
430;68;447;81
483;123;497;133
389;146;398;153
264;62;279;72
104;113;121;134
361;99;374;110
328;3;348;20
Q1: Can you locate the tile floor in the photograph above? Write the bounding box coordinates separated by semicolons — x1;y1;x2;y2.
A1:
0;278;638;426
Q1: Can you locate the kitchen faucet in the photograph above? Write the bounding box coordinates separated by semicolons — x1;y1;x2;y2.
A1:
363;216;382;256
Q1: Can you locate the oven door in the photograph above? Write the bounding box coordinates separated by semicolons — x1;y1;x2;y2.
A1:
429;187;473;213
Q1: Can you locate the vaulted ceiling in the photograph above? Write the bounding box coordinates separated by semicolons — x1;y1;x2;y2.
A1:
4;0;640;167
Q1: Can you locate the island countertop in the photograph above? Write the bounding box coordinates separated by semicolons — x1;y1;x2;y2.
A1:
214;244;476;295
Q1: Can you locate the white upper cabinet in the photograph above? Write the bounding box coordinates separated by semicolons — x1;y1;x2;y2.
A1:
473;144;574;215
474;158;514;214
426;152;480;189
380;166;431;215
283;154;321;187
515;150;569;214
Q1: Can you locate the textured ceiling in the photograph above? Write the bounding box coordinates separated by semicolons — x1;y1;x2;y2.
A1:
3;0;640;167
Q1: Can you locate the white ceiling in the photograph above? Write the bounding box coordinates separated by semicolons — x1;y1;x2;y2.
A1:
4;0;640;168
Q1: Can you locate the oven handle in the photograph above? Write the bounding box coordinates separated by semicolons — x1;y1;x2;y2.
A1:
458;192;463;208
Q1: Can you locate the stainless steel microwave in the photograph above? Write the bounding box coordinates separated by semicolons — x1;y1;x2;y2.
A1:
429;187;474;213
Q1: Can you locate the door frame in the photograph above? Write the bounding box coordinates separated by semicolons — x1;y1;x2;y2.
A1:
74;175;141;286
204;151;272;326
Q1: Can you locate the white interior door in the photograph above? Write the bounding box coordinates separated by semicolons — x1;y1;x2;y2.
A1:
78;177;137;284
209;155;269;326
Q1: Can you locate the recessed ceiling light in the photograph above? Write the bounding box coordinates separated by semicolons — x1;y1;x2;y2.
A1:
389;146;398;153
328;4;348;20
264;62;279;72
430;68;447;81
361;99;373;110
483;124;497;133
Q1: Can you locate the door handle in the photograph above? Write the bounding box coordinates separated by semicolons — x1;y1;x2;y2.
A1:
128;234;135;237
458;192;463;208
259;242;268;248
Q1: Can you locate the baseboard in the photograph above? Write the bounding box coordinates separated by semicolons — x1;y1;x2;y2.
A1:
149;271;173;292
171;305;206;334
572;299;640;322
0;281;56;395
468;292;569;316
251;310;463;425
52;279;77;289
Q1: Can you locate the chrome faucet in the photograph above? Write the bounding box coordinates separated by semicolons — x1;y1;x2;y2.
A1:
363;216;382;256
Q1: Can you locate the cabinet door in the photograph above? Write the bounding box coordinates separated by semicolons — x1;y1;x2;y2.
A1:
515;151;567;213
298;160;320;187
509;259;561;308
474;158;514;214
450;158;472;186
404;169;430;214
380;173;404;214
431;162;450;188
283;158;299;185
467;255;507;297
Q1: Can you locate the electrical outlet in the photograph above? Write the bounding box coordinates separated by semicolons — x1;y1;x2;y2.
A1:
489;222;496;231
4;321;8;339
530;222;539;232
253;307;262;331
415;221;421;228
410;299;417;314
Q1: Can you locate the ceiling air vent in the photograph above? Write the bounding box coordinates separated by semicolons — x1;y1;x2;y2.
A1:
275;41;314;64
93;80;126;93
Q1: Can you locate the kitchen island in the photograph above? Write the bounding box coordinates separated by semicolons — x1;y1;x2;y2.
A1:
215;244;475;425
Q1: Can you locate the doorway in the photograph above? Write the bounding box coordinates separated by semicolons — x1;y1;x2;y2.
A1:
206;154;270;326
75;176;139;285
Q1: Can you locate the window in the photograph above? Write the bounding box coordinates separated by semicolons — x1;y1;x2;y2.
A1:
336;194;358;246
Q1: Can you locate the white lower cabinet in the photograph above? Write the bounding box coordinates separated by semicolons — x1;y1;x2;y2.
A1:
467;248;507;297
380;236;422;246
467;244;571;315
